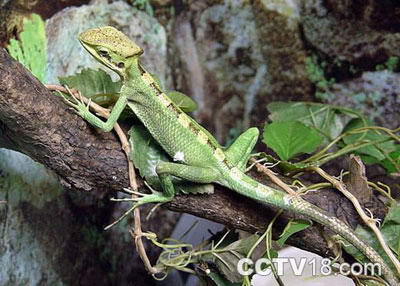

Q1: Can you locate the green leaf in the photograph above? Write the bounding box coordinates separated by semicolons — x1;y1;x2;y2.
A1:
382;202;400;255
382;222;400;256
276;219;311;247
167;91;198;113
258;249;278;271
129;124;169;187
7;14;46;82
384;202;400;226
364;280;389;286
359;155;380;165
343;119;396;161
128;125;213;194
207;272;242;286
261;248;278;260
213;234;260;283
59;68;122;99
263;121;323;161
221;234;260;255
342;225;400;272
267;102;352;141
381;149;400;174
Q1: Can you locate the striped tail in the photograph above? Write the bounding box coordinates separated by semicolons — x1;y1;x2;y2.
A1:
223;169;398;285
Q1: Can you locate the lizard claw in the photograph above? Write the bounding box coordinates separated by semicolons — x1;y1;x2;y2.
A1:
105;192;173;230
57;90;78;108
143;180;159;194
59;86;90;117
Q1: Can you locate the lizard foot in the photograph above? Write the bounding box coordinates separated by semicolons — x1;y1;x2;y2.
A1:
105;192;173;230
58;85;91;117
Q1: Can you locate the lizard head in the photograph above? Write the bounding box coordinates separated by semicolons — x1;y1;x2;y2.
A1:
79;26;143;78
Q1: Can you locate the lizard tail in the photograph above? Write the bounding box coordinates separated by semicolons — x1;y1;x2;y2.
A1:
288;196;398;285
223;171;398;285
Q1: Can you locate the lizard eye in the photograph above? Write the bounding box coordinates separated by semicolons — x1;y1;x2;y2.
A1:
117;62;125;69
98;49;109;57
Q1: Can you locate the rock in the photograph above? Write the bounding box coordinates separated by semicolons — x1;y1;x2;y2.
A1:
251;0;313;102
302;0;400;68
324;0;400;31
301;1;400;129
327;70;400;129
150;0;171;8
0;150;109;285
172;0;264;137
0;149;178;285
1;2;178;285
195;0;267;135
172;0;312;142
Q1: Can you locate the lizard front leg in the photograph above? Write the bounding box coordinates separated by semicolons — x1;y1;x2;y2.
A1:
62;91;128;132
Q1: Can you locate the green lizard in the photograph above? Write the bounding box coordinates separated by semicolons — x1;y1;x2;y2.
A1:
63;26;398;284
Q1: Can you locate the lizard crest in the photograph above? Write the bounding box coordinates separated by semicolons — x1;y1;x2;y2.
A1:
78;26;143;77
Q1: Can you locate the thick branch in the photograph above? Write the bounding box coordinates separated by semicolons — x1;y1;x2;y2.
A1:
0;48;386;260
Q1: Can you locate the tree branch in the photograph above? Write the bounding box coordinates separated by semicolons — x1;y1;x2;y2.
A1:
0;48;386;261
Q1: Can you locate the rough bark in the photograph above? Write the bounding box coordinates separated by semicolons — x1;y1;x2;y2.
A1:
0;48;386;261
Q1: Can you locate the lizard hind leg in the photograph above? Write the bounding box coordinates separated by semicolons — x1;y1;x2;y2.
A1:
128;162;219;211
154;161;220;200
156;162;219;186
225;127;259;171
105;162;219;230
104;188;172;230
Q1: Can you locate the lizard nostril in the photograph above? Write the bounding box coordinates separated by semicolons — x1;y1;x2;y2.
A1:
118;62;125;69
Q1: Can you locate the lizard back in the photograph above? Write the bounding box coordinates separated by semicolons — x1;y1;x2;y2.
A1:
125;66;234;171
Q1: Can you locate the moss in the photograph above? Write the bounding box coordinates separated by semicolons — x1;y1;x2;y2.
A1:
251;0;313;103
81;225;105;247
350;91;385;119
305;55;335;100
0;150;62;209
226;122;245;147
130;0;154;16
80;222;115;279
375;57;400;72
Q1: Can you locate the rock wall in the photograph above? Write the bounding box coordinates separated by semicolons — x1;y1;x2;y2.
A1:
0;0;399;284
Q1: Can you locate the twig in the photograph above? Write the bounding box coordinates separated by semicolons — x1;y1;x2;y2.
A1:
310;166;400;275
296;182;331;195
355;274;389;285
45;84;158;274
249;158;297;196
367;181;394;202
300;125;399;165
